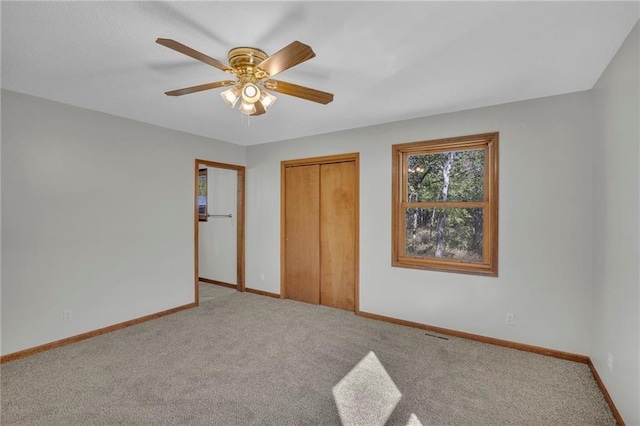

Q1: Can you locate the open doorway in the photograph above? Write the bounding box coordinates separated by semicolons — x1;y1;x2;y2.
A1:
194;159;245;305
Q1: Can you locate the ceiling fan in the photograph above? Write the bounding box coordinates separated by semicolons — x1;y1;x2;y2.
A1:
156;38;334;116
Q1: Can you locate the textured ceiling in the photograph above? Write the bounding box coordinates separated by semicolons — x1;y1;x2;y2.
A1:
2;2;638;146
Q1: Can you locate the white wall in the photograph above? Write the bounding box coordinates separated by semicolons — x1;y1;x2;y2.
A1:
247;91;595;356
0;74;3;357
1;90;245;355
591;21;640;426
198;166;237;285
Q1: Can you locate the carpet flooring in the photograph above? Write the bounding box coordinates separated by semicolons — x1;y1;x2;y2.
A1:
199;281;236;303
1;292;615;425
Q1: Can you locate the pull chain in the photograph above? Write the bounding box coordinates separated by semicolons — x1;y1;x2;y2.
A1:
239;111;251;127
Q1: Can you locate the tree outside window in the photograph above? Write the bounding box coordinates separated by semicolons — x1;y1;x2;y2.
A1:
392;133;498;276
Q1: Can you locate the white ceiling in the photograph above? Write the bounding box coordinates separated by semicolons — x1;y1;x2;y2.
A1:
2;1;638;146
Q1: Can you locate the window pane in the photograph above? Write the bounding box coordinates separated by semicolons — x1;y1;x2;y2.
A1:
407;149;484;202
405;208;483;261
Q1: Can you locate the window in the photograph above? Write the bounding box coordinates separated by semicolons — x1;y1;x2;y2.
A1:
392;132;498;276
198;168;208;221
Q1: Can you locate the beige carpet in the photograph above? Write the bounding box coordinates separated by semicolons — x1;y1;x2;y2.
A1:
1;292;615;425
199;281;236;303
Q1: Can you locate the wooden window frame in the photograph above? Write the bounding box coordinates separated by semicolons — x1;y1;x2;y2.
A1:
391;132;499;276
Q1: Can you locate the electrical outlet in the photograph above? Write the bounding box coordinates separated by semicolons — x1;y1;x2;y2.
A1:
260;273;265;281
63;310;72;322
505;313;515;326
607;353;613;372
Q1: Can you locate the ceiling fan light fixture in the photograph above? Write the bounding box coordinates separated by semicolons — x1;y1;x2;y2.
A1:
259;90;277;110
241;83;261;103
220;86;241;108
239;100;257;115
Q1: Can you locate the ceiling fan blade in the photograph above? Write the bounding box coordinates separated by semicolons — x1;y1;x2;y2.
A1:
165;80;235;96
251;101;266;116
156;38;234;73
256;41;315;77
264;79;333;105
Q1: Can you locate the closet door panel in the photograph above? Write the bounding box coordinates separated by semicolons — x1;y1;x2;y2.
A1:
320;161;356;310
284;165;320;305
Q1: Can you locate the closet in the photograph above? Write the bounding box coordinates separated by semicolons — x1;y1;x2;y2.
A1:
281;153;359;311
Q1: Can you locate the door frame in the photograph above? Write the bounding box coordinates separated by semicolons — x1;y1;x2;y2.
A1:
194;159;246;305
280;152;360;313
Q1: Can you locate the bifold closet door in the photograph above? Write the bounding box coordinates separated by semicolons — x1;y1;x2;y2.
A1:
284;164;320;305
283;159;356;311
319;161;356;311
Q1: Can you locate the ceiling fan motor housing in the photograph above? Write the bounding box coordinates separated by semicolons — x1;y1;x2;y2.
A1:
228;47;269;80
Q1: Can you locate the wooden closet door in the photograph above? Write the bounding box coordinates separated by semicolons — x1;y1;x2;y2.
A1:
284;165;320;305
320;161;356;311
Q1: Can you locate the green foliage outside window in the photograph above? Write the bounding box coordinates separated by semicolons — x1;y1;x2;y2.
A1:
405;150;484;261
